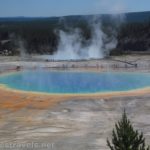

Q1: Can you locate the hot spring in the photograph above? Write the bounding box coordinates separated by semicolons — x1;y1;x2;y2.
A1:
0;70;150;94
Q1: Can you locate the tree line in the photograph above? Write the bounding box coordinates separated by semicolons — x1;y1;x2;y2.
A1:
0;18;150;56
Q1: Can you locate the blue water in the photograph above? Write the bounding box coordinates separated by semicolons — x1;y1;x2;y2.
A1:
0;70;150;94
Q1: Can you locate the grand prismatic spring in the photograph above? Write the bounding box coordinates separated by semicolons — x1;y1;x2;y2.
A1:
0;70;150;94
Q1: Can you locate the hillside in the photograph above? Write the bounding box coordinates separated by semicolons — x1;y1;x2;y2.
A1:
0;11;150;56
0;11;150;23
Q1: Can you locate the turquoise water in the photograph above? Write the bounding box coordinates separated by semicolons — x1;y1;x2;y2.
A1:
0;70;150;94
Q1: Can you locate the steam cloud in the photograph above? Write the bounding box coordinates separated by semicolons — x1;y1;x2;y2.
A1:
47;0;126;60
49;17;118;60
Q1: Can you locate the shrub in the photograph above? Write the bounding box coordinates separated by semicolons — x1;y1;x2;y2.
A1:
107;110;150;150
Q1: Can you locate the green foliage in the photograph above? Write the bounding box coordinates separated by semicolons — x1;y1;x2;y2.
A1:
109;48;125;56
1;16;150;55
0;18;103;55
107;111;150;150
117;22;150;51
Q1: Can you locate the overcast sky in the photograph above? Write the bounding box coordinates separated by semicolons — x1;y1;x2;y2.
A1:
0;0;150;17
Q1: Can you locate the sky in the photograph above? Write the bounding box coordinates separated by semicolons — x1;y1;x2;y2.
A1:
0;0;150;17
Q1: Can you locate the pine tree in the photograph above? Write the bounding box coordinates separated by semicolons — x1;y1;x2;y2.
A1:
107;110;150;150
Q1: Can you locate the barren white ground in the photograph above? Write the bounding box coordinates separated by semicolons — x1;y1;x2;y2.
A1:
0;55;150;150
0;96;150;150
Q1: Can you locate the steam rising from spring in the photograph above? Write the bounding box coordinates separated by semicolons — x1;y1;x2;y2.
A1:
50;18;118;60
